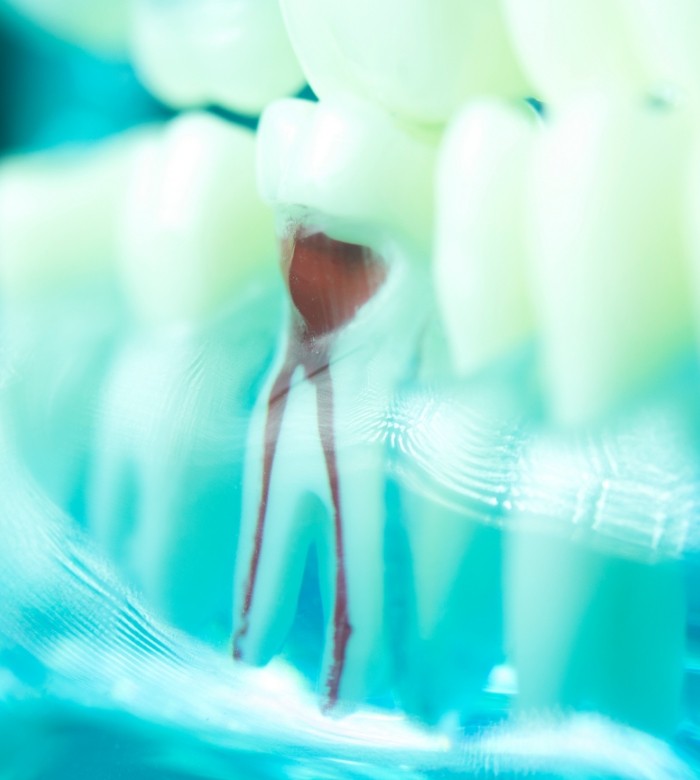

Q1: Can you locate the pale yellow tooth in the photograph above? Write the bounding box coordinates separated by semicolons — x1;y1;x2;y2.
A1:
280;0;529;126
0;126;156;301
502;0;647;103
434;98;538;377
130;0;306;114
119;112;277;325
529;94;695;426
257;97;438;256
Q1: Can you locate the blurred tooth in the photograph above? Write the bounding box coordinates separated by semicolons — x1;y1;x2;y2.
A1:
620;0;700;99
233;99;434;709
119;112;277;325
4;0;129;54
434;99;537;377
258;98;438;255
131;0;305;114
0;127;154;300
280;0;528;125
529;95;695;426
502;0;646;103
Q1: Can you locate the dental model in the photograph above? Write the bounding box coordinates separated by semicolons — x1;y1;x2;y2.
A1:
90;112;281;639
232;97;437;709
130;0;305;115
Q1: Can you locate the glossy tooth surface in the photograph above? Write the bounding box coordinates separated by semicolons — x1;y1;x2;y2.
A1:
233;100;435;709
620;0;700;99
131;0;305;114
529;95;695;426
502;0;646;103
258;98;438;256
90;112;280;639
280;0;528;126
119;112;277;325
435;99;537;377
4;0;129;54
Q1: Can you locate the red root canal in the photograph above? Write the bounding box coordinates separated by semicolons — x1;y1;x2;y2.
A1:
234;228;386;709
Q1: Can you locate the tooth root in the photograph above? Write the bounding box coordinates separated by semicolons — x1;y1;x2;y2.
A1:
119;112;277;326
620;0;700;98
502;0;647;103
529;95;695;426
281;0;528;125
131;0;305;114
434;98;537;377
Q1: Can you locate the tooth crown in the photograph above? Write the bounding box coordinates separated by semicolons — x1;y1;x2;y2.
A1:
119;112;277;326
280;0;529;126
131;0;305;114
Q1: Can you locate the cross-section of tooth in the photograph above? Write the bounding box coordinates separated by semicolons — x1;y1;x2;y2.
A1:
233;98;437;709
131;0;305;114
502;0;647;104
280;0;528;126
434;98;538;378
89;112;280;639
619;0;700;99
4;0;129;54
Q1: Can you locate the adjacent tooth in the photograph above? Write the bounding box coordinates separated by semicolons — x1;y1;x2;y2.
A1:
89;112;280;639
118;112;278;325
619;0;700;100
434;98;538;377
131;0;306;114
501;0;647;104
4;0;129;54
233;98;436;709
279;0;529;126
506;95;692;734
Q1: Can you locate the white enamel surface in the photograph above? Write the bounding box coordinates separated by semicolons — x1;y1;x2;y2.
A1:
0;127;154;301
234;257;429;708
280;0;529;126
620;0;700;99
131;0;305;114
528;95;695;426
257;98;438;256
119;112;277;325
435;99;537;377
3;0;129;54
502;0;647;104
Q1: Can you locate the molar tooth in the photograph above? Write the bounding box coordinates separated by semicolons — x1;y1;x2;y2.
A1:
131;0;305;114
501;0;646;103
233;100;434;709
434;98;538;378
280;0;529;126
90;112;279;639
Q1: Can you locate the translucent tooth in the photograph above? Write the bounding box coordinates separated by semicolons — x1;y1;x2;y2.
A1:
434;99;538;377
131;0;305;114
4;0;129;54
280;0;529;126
528;94;695;426
119;112;277;325
502;0;647;103
620;0;700;99
257;98;438;256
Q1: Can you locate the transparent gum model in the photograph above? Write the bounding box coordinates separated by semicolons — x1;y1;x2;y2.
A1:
1;1;700;778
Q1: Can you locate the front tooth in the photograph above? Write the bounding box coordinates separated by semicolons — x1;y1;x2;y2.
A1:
434;98;538;377
619;0;700;99
131;0;306;114
4;0;129;54
233;98;435;709
89;112;280;638
279;0;528;126
118;112;277;325
501;0;647;103
507;95;692;734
